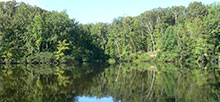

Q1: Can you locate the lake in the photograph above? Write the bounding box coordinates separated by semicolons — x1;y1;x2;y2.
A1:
0;63;219;102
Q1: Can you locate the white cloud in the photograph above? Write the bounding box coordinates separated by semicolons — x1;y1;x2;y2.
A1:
0;0;41;6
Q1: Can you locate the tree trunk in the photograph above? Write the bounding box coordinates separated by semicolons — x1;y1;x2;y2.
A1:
46;42;48;51
175;13;178;26
218;56;220;68
115;38;122;61
150;32;156;51
129;29;136;53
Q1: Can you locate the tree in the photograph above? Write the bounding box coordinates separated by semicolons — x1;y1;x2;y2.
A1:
138;11;157;52
186;2;208;22
56;40;69;61
160;26;177;51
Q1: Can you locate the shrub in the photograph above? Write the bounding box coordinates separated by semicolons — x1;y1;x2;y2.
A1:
108;58;116;64
27;52;56;64
60;55;76;63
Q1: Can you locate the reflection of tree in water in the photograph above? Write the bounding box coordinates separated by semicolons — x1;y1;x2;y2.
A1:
82;63;220;102
0;64;107;102
0;63;220;102
0;65;72;102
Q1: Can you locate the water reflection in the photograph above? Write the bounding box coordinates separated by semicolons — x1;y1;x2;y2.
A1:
77;96;114;102
0;63;219;102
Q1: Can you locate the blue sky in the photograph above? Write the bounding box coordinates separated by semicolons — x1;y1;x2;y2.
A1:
1;0;219;24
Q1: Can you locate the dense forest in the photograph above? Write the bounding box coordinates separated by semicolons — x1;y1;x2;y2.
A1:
0;1;220;64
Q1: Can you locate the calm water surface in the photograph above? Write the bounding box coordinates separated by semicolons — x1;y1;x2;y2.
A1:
0;63;220;102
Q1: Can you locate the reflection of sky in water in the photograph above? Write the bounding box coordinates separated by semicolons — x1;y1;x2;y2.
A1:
77;96;115;102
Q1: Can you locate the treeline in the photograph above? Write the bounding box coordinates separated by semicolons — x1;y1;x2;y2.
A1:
0;1;220;64
0;1;107;64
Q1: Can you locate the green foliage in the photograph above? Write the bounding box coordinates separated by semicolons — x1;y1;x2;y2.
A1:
160;26;177;51
156;52;179;62
0;1;108;63
60;55;76;64
134;53;153;62
108;58;116;64
0;1;220;64
55;40;69;61
27;52;56;64
186;2;208;21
